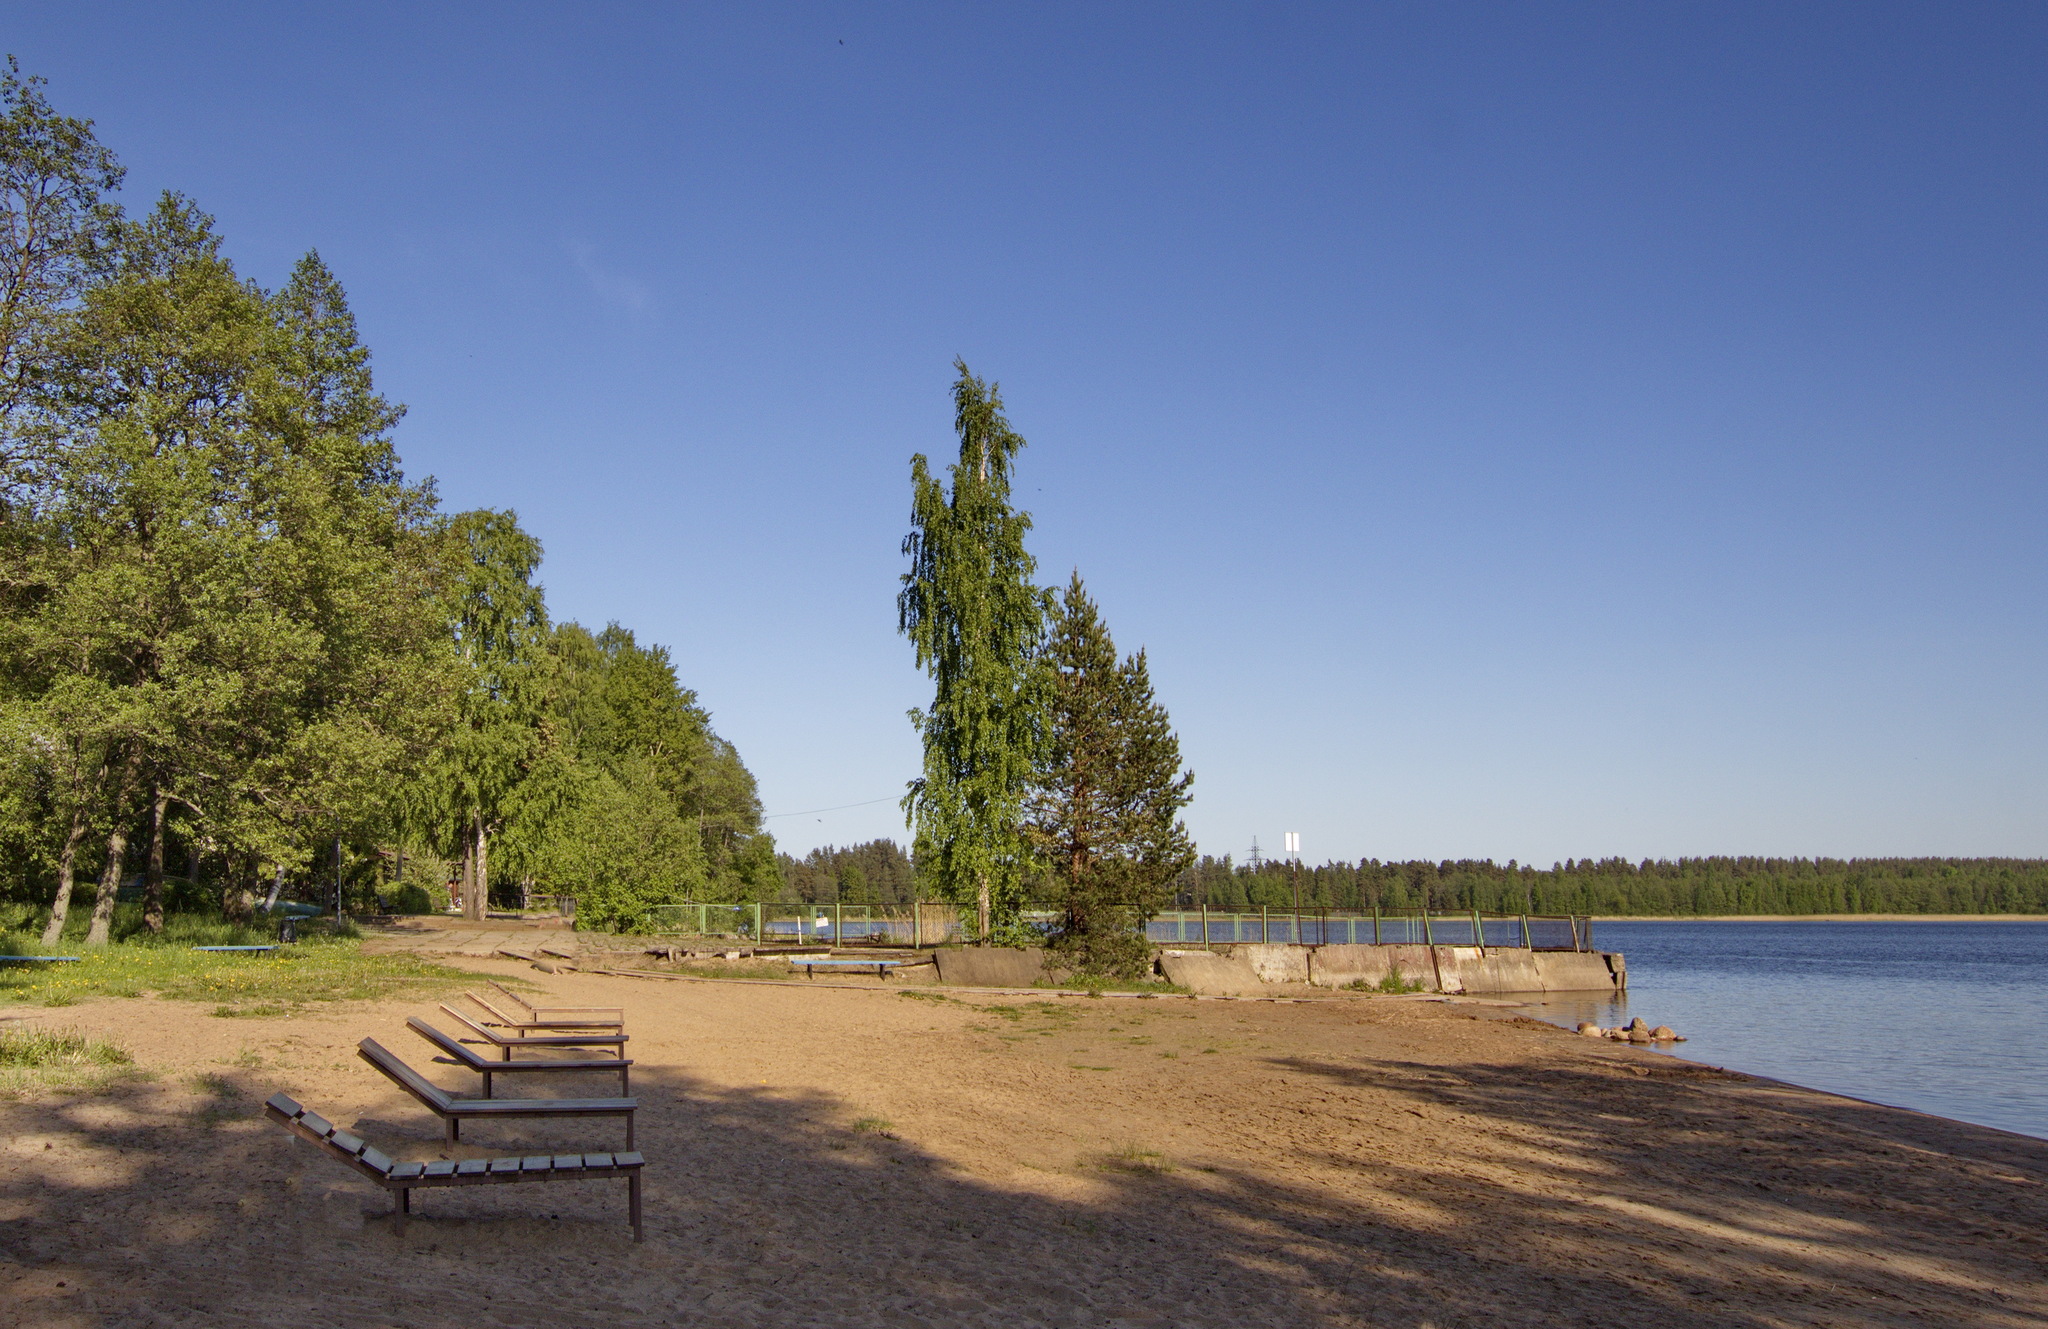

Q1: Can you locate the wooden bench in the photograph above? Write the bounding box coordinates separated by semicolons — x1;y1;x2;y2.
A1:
263;1093;643;1240
486;980;624;1028
358;1038;637;1148
463;989;624;1035
438;1004;629;1060
789;958;905;980
408;1017;631;1096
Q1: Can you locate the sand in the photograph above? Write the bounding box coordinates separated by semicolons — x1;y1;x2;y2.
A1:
3;960;2046;1329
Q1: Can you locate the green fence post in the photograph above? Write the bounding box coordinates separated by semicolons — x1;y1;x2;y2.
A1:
1421;909;1434;947
1372;906;1381;945
1261;905;1269;944
753;901;763;944
1201;901;1209;946
1520;913;1531;948
1472;909;1485;955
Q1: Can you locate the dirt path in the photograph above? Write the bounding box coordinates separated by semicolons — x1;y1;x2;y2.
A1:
3;961;2045;1328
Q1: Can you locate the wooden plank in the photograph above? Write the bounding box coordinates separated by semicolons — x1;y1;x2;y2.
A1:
359;1146;396;1175
551;1154;585;1172
581;1153;615;1169
390;1161;427;1180
521;1156;553;1173
488;1157;522;1175
455;1159;490;1177
423;1160;459;1178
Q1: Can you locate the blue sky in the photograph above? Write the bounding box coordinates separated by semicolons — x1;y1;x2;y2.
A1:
16;3;2046;863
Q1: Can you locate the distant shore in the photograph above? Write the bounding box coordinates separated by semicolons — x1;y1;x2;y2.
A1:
1589;913;2048;922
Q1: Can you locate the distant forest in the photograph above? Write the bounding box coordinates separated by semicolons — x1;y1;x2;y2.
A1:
779;845;2048;915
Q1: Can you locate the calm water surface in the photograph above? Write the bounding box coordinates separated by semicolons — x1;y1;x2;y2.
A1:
1501;921;2048;1140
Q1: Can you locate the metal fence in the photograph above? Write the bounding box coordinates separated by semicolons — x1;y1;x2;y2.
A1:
1144;908;1592;951
627;901;1592;952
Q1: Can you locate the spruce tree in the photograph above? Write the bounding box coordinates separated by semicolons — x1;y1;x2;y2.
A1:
1026;574;1195;976
898;361;1047;940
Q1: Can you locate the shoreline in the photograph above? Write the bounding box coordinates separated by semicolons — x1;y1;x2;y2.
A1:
6;958;2046;1325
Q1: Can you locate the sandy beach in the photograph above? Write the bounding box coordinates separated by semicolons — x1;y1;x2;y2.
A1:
4;961;2045;1329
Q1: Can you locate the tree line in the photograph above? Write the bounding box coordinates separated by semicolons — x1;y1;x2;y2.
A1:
1177;855;2048;916
0;62;774;939
773;846;2048;917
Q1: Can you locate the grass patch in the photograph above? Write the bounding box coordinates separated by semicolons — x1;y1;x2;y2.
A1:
0;1025;140;1097
850;1116;895;1135
1092;1144;1170;1174
0;908;465;1014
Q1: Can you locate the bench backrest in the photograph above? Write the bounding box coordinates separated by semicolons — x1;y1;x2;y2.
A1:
406;1017;485;1069
357;1038;454;1113
464;991;527;1026
264;1092;397;1180
438;1003;507;1043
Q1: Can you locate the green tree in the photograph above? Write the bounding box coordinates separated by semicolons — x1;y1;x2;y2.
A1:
424;509;548;921
899;361;1048;941
1025;574;1194;976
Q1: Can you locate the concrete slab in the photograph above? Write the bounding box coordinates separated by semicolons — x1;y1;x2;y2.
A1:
1159;950;1265;996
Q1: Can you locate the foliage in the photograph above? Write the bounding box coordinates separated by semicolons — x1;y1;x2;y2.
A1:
778;839;918;904
1183;854;2048;916
0;63;773;939
899;361;1048;940
1026;575;1194;977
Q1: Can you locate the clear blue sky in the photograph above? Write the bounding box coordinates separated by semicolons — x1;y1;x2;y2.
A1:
16;3;2045;864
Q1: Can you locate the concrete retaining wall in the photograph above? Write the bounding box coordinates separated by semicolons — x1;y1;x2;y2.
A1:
1215;942;1623;994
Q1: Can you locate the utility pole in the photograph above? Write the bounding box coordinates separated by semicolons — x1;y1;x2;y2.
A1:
1286;832;1302;945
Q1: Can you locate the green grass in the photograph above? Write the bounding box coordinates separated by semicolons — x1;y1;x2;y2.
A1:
1093;1143;1170;1174
0;903;465;1013
0;1025;141;1097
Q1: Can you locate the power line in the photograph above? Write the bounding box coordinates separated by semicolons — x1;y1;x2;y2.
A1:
761;794;901;821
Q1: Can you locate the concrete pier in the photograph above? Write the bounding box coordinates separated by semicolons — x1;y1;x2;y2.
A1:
1161;943;1625;996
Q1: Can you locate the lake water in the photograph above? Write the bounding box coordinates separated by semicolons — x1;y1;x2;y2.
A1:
1500;921;2048;1141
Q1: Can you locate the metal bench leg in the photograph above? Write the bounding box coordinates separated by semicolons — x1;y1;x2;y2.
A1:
625;1114;634;1150
629;1173;642;1243
447;1116;459;1144
620;1064;630;1094
393;1187;409;1236
482;1069;494;1099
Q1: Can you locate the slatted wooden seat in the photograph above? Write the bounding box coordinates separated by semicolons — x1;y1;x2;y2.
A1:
263;1093;643;1240
438;1003;629;1060
358;1038;637;1148
486;980;625;1028
463;989;623;1035
407;1017;632;1096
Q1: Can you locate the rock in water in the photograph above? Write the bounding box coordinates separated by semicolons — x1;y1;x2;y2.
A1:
1627;1028;1652;1043
1651;1025;1676;1040
1628;1016;1650;1032
1577;1022;1603;1037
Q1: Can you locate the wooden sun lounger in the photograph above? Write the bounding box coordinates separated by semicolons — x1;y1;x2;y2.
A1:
264;1093;642;1240
408;1017;631;1096
487;980;625;1027
439;1004;629;1060
463;989;624;1034
358;1038;637;1148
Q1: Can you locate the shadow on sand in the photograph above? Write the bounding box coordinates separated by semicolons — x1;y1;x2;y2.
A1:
4;1043;2047;1328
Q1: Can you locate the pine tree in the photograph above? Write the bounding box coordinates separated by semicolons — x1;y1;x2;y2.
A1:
898;361;1047;941
1026;574;1194;976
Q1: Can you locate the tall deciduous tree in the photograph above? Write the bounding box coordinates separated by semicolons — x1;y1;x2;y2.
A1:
1025;574;1195;976
899;361;1048;940
428;509;547;921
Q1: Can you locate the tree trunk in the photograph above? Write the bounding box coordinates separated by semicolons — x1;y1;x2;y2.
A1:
463;814;488;921
143;787;168;935
221;857;256;924
84;822;131;946
975;870;990;944
38;806;91;947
